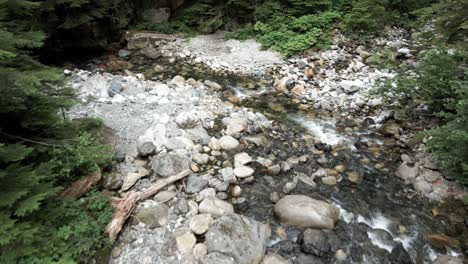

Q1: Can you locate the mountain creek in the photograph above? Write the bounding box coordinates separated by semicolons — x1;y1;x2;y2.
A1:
66;31;467;264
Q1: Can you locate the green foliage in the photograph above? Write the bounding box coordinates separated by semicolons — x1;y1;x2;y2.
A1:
366;48;399;69
375;49;468;185
228;12;338;56
0;1;114;262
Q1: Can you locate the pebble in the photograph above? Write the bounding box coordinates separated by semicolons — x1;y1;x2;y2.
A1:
189;214;214;235
174;228;196;253
322;176;337;185
233;166;255;178
231;186;242;197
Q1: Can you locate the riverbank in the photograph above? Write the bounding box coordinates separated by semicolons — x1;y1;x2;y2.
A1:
68;29;466;263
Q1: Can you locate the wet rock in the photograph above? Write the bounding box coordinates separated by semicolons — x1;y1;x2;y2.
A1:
335;249;347;261
274;195;339;229
314;143;331;152
270;192;281;203
151;151;190;177
321;176;337;185
396;162;419;184
231;185;242;197
192;152;210;165
261;253;290;264
174;228;196;253
205;214;268;264
219;136;240;150
297;173;317;188
234;166;255;178
268;164;281;175
432;255;464;264
426;234;460;250
313;168;328;177
381;123;401;138
186;174;208;193
390;243;412;264
283;182;296;194
347;172;363;184
414;177;432;193
199;197;234;217
134;201;169;228
298;229;330;257
189;213;214;235
275;77;289;93
204;252;236;264
234;152;252;167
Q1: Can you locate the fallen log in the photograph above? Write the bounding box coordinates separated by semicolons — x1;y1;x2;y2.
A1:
60;172;101;199
105;169;191;240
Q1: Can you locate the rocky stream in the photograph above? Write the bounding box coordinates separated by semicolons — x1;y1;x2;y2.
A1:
67;30;466;264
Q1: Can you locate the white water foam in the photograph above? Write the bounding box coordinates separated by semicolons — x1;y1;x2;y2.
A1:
333;203;355;224
367;231;394;252
291;116;348;146
357;213;392;234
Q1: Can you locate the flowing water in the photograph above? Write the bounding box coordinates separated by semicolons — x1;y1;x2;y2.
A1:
100;54;466;263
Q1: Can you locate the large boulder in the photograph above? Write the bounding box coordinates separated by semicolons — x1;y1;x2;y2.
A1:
151;151;190;177
274;195;339;229
205;214;268;264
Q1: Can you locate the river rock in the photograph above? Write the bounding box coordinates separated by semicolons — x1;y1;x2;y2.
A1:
154;190;177;202
121;172;146;191
291;85;305;96
222;167;236;183
390;244;412;264
151;151;190;177
137;140;156;157
193;243;208;261
197;187;216;202
298;229;330;257
274;195;339;229
275;77;289;93
340;80;363;93
261;253;290;264
186;175;209;194
204;80;223;90
174;228;196;253
204;252;236;264
234;152;253;167
205;214;268;264
347;172;363;183
420;169;440;183
224;117;248;135
134;201;169;228
219;136;240;150
192;152;210;165
321;176;337;185
176;111;200;128
109;81;123;97
432;255;464;264
172;75;185;87
396;162;419;184
189;213;214;235
234;166;255;178
199;197;234;217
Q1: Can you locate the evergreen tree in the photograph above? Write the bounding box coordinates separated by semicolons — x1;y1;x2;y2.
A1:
0;1;113;262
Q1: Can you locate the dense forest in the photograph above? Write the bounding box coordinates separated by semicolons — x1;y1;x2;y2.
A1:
0;0;466;263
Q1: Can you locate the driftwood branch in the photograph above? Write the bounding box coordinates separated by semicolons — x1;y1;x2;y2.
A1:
105;169;191;240
60;172;102;198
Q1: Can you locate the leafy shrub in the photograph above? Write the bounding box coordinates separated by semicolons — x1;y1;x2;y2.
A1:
227;12;338;56
366;48;399;69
